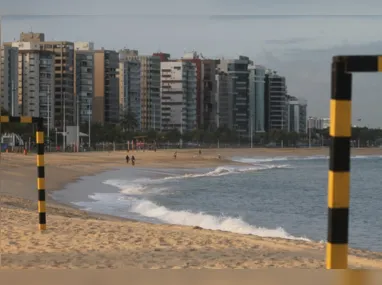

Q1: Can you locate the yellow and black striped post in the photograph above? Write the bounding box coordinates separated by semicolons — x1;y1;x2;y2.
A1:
36;117;46;230
326;56;352;269
0;116;46;230
326;55;382;270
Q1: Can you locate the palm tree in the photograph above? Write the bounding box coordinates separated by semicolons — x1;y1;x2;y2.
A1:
120;110;139;132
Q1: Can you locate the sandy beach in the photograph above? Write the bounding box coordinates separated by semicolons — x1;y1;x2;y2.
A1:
1;147;382;269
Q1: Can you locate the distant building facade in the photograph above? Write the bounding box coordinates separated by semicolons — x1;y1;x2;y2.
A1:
11;41;55;129
307;117;330;130
0;45;18;114
248;65;266;133
264;70;288;132
94;49;119;124
120;49;161;130
215;71;231;129
160;61;197;132
200;59;217;131
74;42;95;125
119;59;141;130
217;56;252;137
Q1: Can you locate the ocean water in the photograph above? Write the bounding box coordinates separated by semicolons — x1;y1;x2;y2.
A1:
52;154;382;252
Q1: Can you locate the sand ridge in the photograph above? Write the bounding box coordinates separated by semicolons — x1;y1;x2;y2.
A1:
1;147;382;269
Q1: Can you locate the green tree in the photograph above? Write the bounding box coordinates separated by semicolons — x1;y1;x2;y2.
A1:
120;110;139;132
146;129;158;142
215;126;237;143
164;128;181;142
190;129;205;142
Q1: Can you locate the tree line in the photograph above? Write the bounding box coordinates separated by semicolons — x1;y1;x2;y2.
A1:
1;108;382;147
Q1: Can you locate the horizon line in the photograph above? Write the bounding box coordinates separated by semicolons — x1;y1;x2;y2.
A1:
3;14;382;19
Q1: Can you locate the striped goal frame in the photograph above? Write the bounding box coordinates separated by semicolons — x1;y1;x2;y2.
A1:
0;116;46;230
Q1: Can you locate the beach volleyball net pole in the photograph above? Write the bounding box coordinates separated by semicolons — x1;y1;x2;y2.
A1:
328;56;382;269
0;116;46;231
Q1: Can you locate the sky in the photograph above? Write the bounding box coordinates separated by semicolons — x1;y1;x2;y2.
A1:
2;1;382;127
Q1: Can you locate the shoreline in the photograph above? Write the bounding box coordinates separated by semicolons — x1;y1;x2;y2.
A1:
1;148;382;268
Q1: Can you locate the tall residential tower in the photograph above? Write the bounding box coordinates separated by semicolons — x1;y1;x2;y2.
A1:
160;61;197;132
120;49;160;130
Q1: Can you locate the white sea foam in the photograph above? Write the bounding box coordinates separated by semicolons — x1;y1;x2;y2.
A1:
128;199;311;240
104;164;292;192
103;179;170;196
83;192;310;242
161;164;291;180
232;154;382;164
97;164;310;242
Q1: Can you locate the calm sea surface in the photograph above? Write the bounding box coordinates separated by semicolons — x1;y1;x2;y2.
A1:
52;154;382;252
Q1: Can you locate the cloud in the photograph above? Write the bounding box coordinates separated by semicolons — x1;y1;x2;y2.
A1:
264;37;313;45
258;41;382;127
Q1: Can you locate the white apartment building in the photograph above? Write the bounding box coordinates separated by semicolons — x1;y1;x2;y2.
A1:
0;45;18;114
12;42;54;129
160;61;197;132
287;96;307;133
307;117;330;130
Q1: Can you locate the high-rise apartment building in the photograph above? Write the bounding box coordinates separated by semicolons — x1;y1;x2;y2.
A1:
264;70;288;132
217;56;252;137
0;45;18;114
287;96;300;133
120;49;160;130
248;65;266;133
74;42;94;125
119;59;141;130
201;59;217;131
34;38;75;130
181;52;202;128
181;52;218;130
215;71;231;128
160;61;197;132
94;49;119;124
11;42;55;129
298;98;307;133
20;33;75;129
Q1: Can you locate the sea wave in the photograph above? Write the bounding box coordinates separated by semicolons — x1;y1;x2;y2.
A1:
103;179;170;196
97;164;309;242
82;192;310;242
161;164;292;180
232;154;382;164
103;164;291;193
128;199;310;241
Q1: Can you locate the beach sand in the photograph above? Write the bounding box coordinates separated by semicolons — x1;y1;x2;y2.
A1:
1;147;382;269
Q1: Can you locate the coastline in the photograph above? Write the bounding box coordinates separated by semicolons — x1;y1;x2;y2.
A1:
1;148;382;268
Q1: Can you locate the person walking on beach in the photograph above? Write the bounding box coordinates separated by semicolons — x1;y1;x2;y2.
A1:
199;149;202;155
173;151;177;159
126;155;130;164
131;155;135;166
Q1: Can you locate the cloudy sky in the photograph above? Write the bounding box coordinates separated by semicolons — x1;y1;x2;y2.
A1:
2;0;382;126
